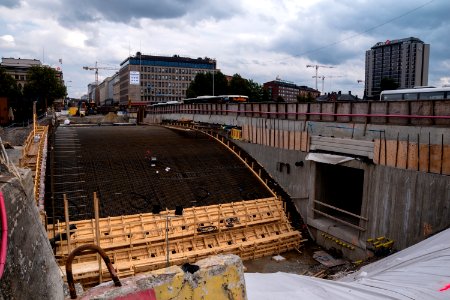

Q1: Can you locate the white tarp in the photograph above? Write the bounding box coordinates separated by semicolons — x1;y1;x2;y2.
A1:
245;228;450;300
305;153;354;165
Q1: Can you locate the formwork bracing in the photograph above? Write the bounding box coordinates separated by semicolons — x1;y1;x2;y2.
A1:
52;197;301;286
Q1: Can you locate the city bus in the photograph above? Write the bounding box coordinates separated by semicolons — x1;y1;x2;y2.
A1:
379;87;450;101
182;95;249;104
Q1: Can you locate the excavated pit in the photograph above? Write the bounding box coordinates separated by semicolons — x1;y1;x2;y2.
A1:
45;125;273;222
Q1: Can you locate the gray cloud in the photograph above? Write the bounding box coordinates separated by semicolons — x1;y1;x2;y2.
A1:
57;0;241;27
0;0;21;8
268;0;449;66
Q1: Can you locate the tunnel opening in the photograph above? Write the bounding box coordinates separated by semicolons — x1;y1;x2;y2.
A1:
314;163;364;227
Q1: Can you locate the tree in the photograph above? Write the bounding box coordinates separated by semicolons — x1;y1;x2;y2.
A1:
0;67;23;122
380;77;399;92
247;79;264;102
229;74;250;96
0;67;21;98
186;71;228;98
23;66;66;114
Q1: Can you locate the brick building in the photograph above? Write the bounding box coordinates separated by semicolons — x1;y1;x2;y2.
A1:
263;79;319;102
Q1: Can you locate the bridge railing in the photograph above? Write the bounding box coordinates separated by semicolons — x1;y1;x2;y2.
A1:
147;100;450;126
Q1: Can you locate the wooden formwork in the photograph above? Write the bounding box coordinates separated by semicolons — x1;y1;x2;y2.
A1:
52;197;302;286
51;197;285;257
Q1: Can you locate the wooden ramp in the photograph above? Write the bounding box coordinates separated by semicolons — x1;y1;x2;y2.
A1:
50;197;302;286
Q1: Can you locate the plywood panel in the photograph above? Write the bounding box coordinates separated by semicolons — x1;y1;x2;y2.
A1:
397;141;408;169
300;131;308;152
242;125;249;141
429;144;443;174
407;143;419;171
274;130;279;148
386;140;398;167
289;131;295;150
373;139;387;165
443;145;450;175
373;139;380;164
419;144;430;172
294;131;301;151
283;131;289;150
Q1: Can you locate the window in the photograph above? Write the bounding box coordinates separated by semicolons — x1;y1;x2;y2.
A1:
420;92;445;100
403;93;418;100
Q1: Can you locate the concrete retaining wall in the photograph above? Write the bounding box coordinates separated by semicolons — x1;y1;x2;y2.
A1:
145;113;450;259
0;169;63;300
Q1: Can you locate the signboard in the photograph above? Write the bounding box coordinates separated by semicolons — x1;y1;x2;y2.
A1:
130;71;140;85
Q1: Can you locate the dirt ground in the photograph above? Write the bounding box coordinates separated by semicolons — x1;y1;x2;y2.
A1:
244;241;361;280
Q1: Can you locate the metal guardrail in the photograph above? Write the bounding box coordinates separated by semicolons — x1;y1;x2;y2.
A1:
313;199;367;231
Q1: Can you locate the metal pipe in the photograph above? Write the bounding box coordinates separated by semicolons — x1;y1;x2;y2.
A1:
66;244;121;299
0;191;8;279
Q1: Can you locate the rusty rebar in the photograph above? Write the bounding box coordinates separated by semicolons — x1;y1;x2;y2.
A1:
66;244;121;299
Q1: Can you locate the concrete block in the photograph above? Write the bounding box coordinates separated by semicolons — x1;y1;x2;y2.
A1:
78;254;247;300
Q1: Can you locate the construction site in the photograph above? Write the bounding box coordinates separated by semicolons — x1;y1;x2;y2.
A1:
46;124;303;288
0;98;449;299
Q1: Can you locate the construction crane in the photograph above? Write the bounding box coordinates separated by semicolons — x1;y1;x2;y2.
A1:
312;75;344;93
306;64;335;90
82;61;119;86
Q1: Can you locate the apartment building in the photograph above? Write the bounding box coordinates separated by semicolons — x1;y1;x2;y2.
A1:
364;37;430;98
1;58;42;90
263;79;319;102
118;53;216;106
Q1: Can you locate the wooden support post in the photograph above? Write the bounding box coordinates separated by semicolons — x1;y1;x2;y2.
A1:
94;192;102;283
63;194;71;255
440;134;444;175
218;205;222;233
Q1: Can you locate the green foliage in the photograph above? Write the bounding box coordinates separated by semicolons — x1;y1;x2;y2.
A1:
186;71;228;98
186;71;268;102
0;67;21;98
229;74;250;96
23;66;66;113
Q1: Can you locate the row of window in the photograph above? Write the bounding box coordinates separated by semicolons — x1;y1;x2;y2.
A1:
128;58;214;70
138;66;205;74
141;88;184;96
140;74;194;81
140;81;188;89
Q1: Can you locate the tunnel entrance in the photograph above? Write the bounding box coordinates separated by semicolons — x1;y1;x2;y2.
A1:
313;163;364;228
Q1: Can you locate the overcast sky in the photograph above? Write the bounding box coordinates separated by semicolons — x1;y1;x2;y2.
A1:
0;0;449;98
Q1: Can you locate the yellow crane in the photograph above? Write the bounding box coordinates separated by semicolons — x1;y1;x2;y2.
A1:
306;64;335;90
82;62;119;86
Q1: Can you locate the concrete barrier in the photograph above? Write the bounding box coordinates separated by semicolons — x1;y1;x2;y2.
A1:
78;254;246;300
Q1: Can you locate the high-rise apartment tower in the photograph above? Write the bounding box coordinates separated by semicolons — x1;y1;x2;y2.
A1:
364;37;430;99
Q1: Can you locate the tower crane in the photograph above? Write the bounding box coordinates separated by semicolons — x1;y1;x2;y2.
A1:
312;75;344;92
306;64;335;90
82;61;119;86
